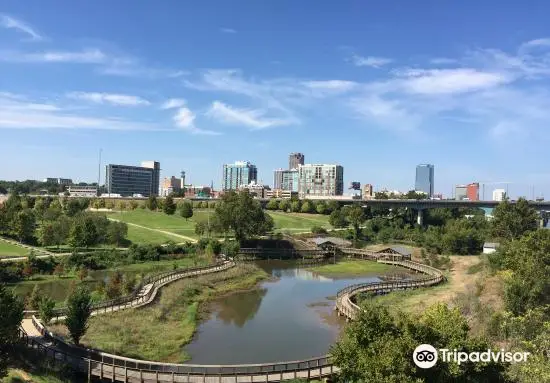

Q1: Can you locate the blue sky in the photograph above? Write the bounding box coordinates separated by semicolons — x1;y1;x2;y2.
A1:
1;1;550;199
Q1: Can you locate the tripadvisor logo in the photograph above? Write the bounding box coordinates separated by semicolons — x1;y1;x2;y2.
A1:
413;344;530;369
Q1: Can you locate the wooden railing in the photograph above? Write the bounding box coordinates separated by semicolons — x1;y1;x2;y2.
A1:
19;257;444;382
335;260;445;320
24;261;235;322
22;316;336;382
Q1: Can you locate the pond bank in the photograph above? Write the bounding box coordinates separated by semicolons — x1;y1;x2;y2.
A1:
49;263;268;363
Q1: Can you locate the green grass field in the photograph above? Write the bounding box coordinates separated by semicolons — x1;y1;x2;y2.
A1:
0;241;29;258
105;209;331;244
308;260;395;276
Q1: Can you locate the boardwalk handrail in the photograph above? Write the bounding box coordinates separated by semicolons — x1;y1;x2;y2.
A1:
335;260;445;320
19;257;444;381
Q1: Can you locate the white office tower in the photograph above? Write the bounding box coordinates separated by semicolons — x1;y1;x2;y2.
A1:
492;189;506;201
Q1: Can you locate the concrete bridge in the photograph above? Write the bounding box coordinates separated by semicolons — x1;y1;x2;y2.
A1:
19;257;445;382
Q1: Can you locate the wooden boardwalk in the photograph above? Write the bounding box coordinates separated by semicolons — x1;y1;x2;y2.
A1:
19;257;444;382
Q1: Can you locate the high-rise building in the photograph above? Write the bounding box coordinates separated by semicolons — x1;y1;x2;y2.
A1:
222;161;258;191
363;184;374;200
106;163;158;197
281;169;299;192
493;189;507;202
298;164;344;198
455;185;468;200
415;164;434;197
289;153;305;170
273;169;284;190
141;161;161;196
467;183;480;201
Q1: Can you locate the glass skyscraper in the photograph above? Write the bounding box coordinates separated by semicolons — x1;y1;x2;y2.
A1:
106;164;156;197
415;164;434;197
222;161;258;191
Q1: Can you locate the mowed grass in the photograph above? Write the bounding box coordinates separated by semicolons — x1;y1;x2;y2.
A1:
268;211;330;232
308;260;396;276
2;369;68;383
50;264;268;363
106;209;331;244
0;241;29;258
125;224;184;244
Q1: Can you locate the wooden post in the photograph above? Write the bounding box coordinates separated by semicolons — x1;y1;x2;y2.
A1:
88;360;92;383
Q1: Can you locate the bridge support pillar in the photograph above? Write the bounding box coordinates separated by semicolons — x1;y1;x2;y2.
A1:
416;209;424;226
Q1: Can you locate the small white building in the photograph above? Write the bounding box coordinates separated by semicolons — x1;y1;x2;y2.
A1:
483;242;500;254
492;189;507;202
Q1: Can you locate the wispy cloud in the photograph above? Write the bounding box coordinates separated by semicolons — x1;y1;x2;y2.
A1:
0;14;42;41
351;55;393;68
430;58;457;65
172;106;220;135
0;94;161;131
206;101;295;130
161;98;187;110
0;48;107;63
220;28;237;34
67;92;151;106
302;80;358;94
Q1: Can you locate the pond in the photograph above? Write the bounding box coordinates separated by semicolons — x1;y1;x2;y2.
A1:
184;260;410;364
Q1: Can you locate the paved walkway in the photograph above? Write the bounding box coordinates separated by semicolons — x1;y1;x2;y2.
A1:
0;237;59;263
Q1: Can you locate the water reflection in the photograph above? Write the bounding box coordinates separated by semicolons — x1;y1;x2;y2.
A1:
213;288;268;328
184;261;394;364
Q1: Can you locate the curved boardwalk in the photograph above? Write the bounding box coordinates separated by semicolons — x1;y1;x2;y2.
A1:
19;257;445;382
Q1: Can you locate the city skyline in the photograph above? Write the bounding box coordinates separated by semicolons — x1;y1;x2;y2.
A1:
1;2;550;199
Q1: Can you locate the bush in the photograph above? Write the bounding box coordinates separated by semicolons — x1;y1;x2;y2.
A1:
311;226;327;234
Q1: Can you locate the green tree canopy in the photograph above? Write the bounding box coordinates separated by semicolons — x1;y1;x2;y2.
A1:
163;195;177;215
491;198;538;241
266;199;279;210
346;205;366;240
65;285;92;345
213;191;274;242
329;209;348;228
146;195;158;211
0;284;24;378
179;201;194;221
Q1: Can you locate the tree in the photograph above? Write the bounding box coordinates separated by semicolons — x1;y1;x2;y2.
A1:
129;200;139;210
491;198;538;241
123;275;136;294
331;302;505;383
107;221;128;246
489;229;550;315
38;223;56;247
290;200;301;213
195;221;206;237
163;195;177;215
212;191;274;242
146;195;158;211
329;209;348;228
53;263;65;277
78;266;88;281
266;199;279;210
29;284;42;310
278;199;290;212
33;197;49;222
22;262;34;279
346;205;366;240
326;200;340;214
315;201;327;215
39;296;55;324
65;286;92;345
13;209;36;243
106;271;123;299
179;202;194;221
0;284;24;378
300;201;314;213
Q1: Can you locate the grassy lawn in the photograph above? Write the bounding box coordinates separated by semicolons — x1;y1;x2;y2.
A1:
268;211;330;232
50;264;268;363
0;241;29;258
125;224;185;244
2;369;68;383
103;210;331;244
308;260;396;276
